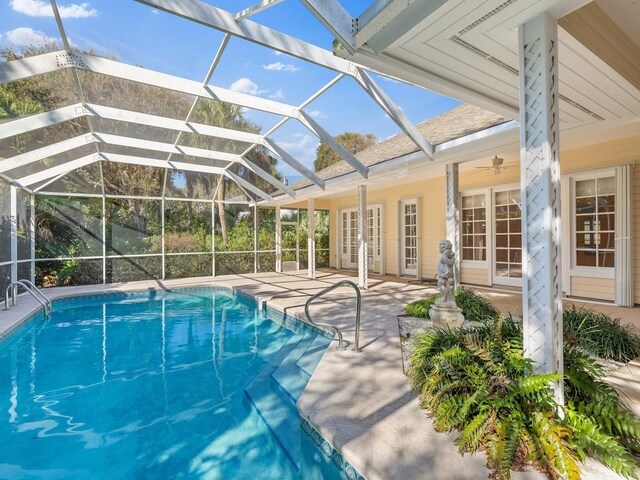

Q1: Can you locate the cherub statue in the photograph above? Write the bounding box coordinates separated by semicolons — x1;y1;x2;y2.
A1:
436;239;456;306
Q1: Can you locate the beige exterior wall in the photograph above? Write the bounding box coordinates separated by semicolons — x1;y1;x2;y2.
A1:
318;133;640;304
570;276;615;301
460;267;489;286
326;177;446;278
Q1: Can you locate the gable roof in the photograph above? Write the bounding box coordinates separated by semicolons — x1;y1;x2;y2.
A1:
292;103;508;189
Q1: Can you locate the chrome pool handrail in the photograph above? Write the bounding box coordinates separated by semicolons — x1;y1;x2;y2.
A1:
304;279;362;352
4;280;52;316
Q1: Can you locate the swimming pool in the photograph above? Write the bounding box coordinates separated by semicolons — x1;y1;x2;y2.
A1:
0;288;351;479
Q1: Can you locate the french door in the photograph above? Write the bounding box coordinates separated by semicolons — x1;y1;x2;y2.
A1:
400;199;418;277
340;206;382;272
493;188;522;286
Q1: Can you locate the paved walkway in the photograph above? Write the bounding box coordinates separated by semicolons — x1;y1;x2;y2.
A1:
0;270;637;479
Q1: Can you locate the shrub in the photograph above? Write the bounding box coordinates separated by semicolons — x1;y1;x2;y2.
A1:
403;287;499;322
409;316;640;480
563;306;640;362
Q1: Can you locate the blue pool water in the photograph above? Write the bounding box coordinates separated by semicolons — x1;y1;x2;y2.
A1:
0;288;348;479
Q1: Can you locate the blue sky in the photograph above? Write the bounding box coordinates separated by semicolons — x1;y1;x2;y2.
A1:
0;0;461;181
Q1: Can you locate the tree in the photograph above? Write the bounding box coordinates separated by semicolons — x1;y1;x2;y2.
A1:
313;132;377;172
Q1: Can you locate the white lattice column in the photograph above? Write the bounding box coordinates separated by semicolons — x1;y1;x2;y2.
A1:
275;206;282;273
357;185;368;289
615;165;633;306
10;185;17;283
519;13;563;404
446;163;460;286
307;198;316;279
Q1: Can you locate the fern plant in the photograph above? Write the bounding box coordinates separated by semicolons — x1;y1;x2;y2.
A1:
409;315;640;479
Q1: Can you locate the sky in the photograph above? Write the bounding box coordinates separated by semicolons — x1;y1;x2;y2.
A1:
0;0;461;182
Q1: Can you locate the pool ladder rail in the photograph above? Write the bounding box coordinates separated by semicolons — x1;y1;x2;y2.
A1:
4;280;52;317
304;279;362;352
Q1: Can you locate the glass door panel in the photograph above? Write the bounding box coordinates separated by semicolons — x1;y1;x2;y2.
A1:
400;200;418;276
493;189;522;285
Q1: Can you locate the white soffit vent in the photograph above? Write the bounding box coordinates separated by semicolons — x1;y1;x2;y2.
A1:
457;0;519;35
449;37;605;121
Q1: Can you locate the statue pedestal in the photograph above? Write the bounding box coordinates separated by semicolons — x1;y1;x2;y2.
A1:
429;303;465;329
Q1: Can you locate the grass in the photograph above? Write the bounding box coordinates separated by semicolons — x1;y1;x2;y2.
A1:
403;286;499;322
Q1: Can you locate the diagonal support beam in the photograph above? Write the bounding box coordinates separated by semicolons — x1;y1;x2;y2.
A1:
298;110;368;177
0;134;94;174
264;139;325;189
235;0;284;19
354;67;434;159
136;0;354;74
0;104;294;196
0;104;83;141
0;50;299;118
226;170;273;202
19;154;99;186
299;0;356;54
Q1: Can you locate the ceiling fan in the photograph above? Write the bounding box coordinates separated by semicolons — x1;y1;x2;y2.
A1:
474;155;516;175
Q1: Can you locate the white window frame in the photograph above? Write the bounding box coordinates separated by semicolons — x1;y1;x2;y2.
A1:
566;168;616;280
398;197;420;278
459;189;489;269
491;183;523;287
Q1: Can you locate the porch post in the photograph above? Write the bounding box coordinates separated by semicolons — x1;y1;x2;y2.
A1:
275;206;282;273
615;164;633;306
446;163;460;286
307;198;316;279
10;185;18;283
357;184;368;289
519;13;563;404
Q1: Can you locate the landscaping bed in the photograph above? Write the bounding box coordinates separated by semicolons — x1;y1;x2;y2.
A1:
400;288;640;480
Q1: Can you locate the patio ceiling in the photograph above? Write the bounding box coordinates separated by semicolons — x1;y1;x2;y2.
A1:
0;0;444;202
317;0;640;127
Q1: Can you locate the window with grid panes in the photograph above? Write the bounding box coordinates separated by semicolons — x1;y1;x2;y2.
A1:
461;194;487;261
575;176;615;268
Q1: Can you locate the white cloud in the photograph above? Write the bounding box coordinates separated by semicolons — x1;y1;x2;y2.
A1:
229;77;268;96
273;51;283;56
308;110;328;119
4;27;56;46
263;62;300;73
11;0;98;18
278;133;319;164
151;9;160;15
269;89;285;100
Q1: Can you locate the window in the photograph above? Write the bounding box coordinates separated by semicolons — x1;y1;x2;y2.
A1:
494;189;521;279
341;211;348;255
461;194;487;261
575;176;615;268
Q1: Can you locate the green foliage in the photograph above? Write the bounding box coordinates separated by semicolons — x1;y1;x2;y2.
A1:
313;132;377;172
409;316;640;479
403;287;499;322
563;306;640;362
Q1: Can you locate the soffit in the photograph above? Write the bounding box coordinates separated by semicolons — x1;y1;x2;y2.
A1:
346;0;640;126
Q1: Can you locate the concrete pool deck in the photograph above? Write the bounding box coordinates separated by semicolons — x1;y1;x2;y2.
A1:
0;270;637;480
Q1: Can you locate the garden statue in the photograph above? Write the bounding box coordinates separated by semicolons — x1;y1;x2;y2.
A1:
429;239;465;328
436;239;456;307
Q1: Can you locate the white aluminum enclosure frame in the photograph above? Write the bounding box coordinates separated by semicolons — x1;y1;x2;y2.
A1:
0;0;444;201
